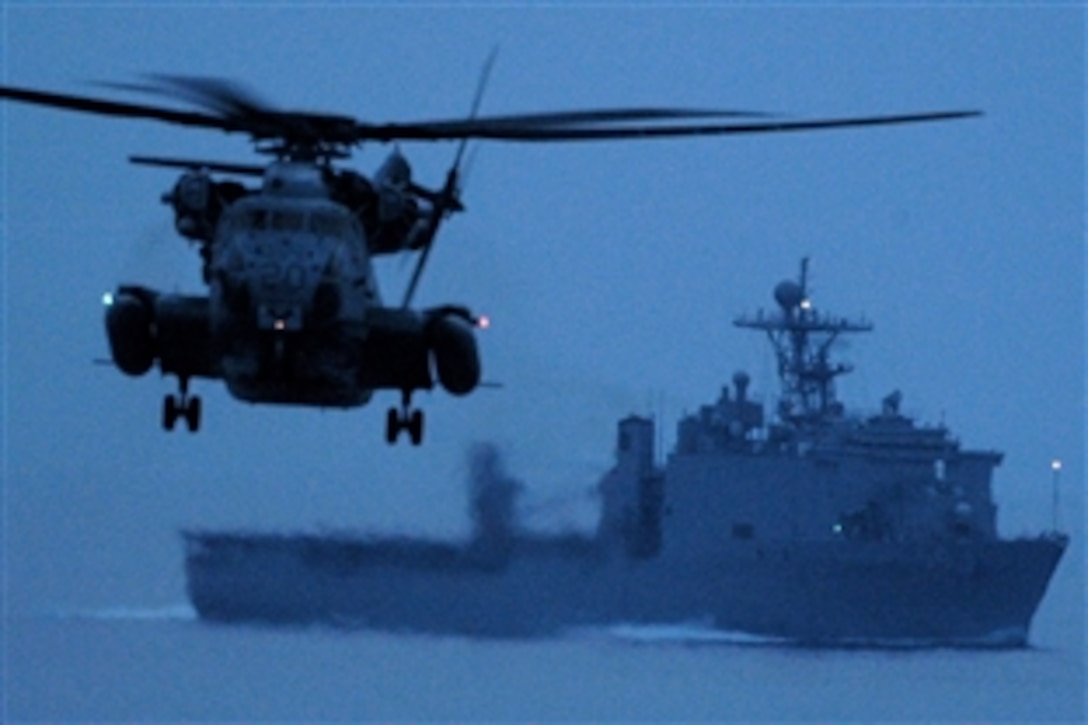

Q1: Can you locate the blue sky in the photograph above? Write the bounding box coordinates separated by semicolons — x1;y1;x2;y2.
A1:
2;4;1082;619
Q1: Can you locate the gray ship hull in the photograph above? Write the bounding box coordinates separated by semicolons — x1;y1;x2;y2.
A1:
184;531;1065;646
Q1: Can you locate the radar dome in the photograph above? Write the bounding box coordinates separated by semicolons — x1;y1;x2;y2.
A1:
774;280;805;310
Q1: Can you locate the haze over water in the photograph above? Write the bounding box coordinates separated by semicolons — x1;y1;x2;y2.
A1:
3;5;1083;721
5;603;1084;721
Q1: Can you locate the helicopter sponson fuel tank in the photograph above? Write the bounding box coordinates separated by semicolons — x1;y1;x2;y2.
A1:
105;286;214;380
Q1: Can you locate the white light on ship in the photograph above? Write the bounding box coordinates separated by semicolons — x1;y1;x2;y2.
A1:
1050;459;1063;532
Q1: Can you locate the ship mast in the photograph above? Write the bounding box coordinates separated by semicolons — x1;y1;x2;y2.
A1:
734;258;872;426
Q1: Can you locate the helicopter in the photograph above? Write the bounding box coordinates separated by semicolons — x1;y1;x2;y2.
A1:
0;73;979;444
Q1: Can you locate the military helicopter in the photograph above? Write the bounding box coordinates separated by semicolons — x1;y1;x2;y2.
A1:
0;73;978;444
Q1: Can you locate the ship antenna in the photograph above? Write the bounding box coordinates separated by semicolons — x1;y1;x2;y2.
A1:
733;258;873;426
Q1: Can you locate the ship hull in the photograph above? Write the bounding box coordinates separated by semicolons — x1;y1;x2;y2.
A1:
181;262;1069;648
183;532;1065;647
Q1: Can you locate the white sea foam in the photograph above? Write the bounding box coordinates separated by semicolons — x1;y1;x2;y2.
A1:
49;603;198;622
568;621;790;647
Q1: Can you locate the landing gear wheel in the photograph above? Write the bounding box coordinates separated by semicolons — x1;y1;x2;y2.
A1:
185;396;202;433
385;407;399;445
385;392;424;445
408;409;424;446
162;377;201;433
163;395;179;431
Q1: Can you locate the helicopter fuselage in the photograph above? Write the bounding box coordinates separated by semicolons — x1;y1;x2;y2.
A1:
212;172;378;406
104;160;481;442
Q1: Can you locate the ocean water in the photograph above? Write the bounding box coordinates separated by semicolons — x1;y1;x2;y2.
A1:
5;605;1084;722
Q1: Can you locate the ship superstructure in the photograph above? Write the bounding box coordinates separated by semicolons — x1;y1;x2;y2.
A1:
611;258;1003;555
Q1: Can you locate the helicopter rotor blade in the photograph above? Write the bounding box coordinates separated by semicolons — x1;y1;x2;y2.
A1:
0;84;241;132
401;50;498;309
363;107;775;143
1;78;980;152
0;81;770;146
379;109;982;143
452;45;498;171
129;154;267;176
0;81;357;150
98;74;273;120
400;166;458;308
0;81;783;147
418;106;775;129
112;72;774;131
138;74;274;118
352;107;777;144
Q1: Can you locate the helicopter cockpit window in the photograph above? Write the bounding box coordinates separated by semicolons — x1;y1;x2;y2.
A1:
270;210;305;232
230;206;355;240
309;212;348;238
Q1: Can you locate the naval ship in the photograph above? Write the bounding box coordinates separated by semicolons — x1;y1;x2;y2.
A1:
183;260;1067;646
